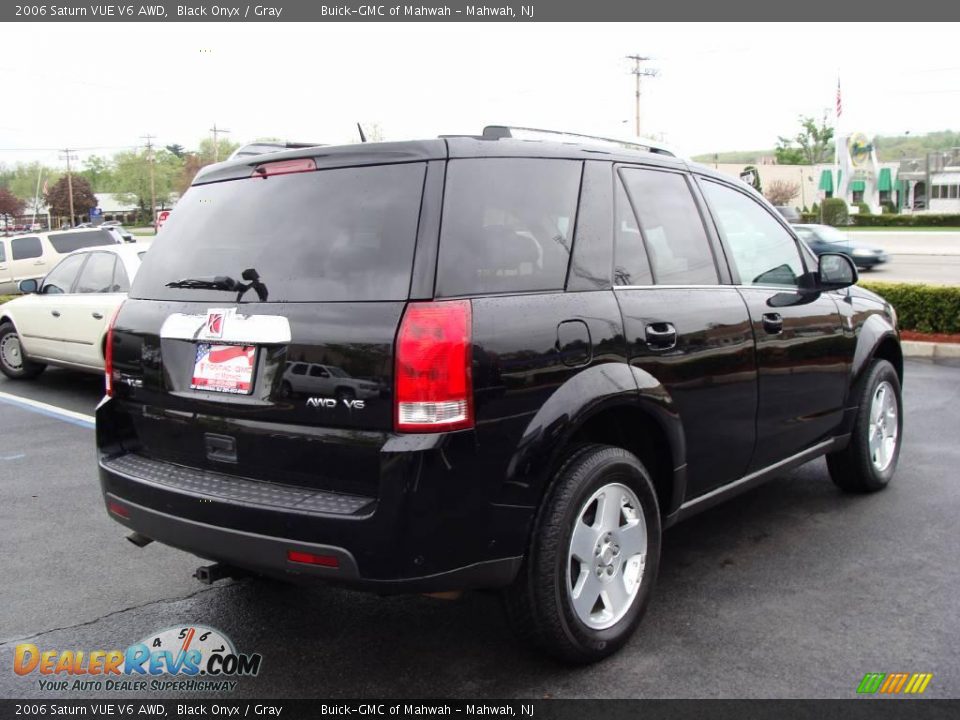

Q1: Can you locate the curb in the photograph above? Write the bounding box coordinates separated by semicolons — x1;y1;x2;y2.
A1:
901;341;960;360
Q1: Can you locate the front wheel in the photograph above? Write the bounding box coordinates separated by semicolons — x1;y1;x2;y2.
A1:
827;359;902;492
503;444;661;663
0;322;46;380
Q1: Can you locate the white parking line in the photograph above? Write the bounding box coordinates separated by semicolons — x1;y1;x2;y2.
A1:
0;390;96;428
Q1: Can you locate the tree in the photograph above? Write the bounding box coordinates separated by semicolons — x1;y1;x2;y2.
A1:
764;179;801;206
112;148;182;213
44;175;97;219
197;137;240;164
81;155;115;193
776;114;835;165
165;144;186;158
1;162;60;202
0;187;25;225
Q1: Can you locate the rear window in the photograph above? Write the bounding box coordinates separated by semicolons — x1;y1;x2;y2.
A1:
436;159;581;297
48;230;117;253
131;163;426;303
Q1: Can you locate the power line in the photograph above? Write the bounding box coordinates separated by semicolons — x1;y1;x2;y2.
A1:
626;54;659;137
58;148;78;225
141;134;157;227
209;123;230;162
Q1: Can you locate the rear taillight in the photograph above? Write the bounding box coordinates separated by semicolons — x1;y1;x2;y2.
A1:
251;157;317;177
395;300;473;433
104;302;124;397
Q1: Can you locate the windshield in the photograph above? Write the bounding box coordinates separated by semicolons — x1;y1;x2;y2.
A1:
48;229;118;253
130;162;426;303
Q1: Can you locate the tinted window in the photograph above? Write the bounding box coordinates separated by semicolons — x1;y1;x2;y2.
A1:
41;254;87;294
614;178;652;286
0;242;5;262
619;168;718;285
701;181;806;287
437;159;581;296
309;366;330;378
12;237;42;260
76;252;117;293
113;262;131;292
290;364;307;376
48;230;117;253
131;163;426;303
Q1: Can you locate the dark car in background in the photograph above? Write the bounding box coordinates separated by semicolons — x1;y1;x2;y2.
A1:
96;127;903;663
794;223;889;270
774;205;801;224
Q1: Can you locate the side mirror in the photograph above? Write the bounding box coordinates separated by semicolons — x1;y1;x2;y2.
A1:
818;252;858;291
18;278;39;294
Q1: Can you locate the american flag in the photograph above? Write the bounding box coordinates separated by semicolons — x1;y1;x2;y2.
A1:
836;78;842;119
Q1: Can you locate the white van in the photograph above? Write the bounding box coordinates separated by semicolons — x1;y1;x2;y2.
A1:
0;228;121;295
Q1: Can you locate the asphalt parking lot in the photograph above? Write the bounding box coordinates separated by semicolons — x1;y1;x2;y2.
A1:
1;360;959;699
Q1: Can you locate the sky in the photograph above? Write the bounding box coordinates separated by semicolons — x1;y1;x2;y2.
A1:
1;21;959;169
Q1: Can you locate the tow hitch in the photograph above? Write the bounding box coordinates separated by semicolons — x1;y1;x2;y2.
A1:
194;563;247;585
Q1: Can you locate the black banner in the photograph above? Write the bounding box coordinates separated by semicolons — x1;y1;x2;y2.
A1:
1;0;956;22
1;700;959;720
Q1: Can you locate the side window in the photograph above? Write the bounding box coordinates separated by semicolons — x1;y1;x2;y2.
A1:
0;241;6;262
291;363;307;376
40;254;87;295
701;181;806;287
436;159;581;296
113;262;131;292
12;236;42;260
75;252;117;293
619;168;719;285
309;366;330;378
613;178;652;286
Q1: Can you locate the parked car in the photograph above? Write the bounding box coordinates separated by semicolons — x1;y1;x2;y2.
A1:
0;245;143;378
773;205;802;223
96;128;903;663
794;223;889;270
0;228;122;295
281;362;381;400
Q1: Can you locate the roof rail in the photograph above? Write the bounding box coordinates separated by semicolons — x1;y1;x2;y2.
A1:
480;125;676;157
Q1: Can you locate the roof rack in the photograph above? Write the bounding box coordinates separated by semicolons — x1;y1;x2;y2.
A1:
478;125;676;157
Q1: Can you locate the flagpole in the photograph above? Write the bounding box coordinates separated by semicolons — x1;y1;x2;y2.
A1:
834;74;841;208
31;168;43;226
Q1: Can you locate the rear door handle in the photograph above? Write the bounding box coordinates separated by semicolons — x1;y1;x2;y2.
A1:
33;260;45;266
645;322;677;350
51;310;60;318
92;312;103;320
762;312;783;334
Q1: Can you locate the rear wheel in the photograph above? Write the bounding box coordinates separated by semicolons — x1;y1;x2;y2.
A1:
827;359;902;492
0;322;46;380
503;444;661;663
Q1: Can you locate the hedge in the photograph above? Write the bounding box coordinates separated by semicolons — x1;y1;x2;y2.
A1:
851;214;960;227
859;282;960;334
821;198;849;227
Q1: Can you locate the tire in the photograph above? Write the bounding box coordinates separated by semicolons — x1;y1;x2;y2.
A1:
335;387;356;402
503;444;661;664
280;381;293;399
0;322;46;380
827;359;902;493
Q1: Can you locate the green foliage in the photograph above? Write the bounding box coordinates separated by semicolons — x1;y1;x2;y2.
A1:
856;202;871;216
859;282;960;334
197;137;240;164
775;114;835;165
821;198;849;226
112;149;183;211
850;214;960;227
800;212;819;223
80;155;115;193
691;149;771;164
881;202;897;215
872;130;960;162
0;161;61;202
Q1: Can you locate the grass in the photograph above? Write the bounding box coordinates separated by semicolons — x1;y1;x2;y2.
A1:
0;295;14;305
845;226;960;232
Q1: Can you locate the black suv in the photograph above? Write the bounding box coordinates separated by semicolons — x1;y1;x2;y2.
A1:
97;127;903;663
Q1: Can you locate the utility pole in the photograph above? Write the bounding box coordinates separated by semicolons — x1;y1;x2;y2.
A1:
210;123;230;162
59;148;78;227
141;134;157;231
626;55;659;137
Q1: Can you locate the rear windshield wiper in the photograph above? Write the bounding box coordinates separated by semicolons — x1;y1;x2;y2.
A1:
166;276;239;291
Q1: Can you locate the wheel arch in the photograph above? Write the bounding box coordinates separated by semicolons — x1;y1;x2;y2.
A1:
505;362;686;518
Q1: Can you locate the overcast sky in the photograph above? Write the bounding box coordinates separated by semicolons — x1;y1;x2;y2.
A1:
2;22;959;168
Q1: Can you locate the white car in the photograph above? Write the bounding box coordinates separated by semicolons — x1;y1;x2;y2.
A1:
0;227;122;295
0;245;144;379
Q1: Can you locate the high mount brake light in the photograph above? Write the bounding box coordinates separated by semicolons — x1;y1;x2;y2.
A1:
104;302;124;397
251;157;317;177
395;300;473;433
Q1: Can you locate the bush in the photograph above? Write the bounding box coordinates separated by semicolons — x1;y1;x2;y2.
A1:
859;282;960;334
821;198;849;227
881;202;897;215
800;212;819;223
851;213;960;227
856;202;871;216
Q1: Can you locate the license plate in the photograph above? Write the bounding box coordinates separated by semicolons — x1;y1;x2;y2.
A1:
191;344;256;394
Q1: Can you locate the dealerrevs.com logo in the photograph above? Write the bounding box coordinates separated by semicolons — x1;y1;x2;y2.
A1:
14;625;262;693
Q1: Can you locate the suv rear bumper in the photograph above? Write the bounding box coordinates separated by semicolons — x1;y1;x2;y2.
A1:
97;432;529;593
